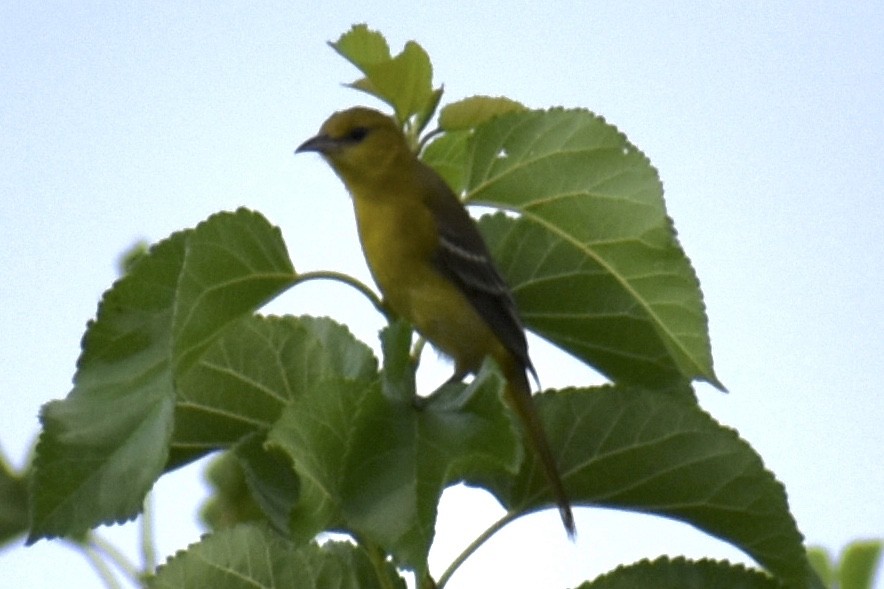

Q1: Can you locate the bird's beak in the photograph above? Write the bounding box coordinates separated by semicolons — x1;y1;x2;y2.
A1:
295;134;339;155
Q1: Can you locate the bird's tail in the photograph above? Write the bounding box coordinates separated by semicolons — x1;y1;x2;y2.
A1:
504;367;576;538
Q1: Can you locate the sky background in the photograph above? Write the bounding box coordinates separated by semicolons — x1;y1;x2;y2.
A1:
2;2;882;587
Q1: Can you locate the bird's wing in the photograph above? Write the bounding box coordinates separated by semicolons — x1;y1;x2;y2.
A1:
419;164;534;376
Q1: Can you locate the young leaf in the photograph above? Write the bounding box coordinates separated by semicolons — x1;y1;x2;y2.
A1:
438;96;526;131
330;25;439;126
267;361;521;573
577;556;782;589
149;523;406;589
839;539;883;589
481;386;816;588
806;546;834;587
414;87;445;136
329;24;392;71
172;208;296;376
28;233;185;542
462;109;721;389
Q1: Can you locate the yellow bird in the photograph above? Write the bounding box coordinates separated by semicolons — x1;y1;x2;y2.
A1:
297;107;575;536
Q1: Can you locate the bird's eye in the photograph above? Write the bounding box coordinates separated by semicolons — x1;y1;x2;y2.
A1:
346;126;369;143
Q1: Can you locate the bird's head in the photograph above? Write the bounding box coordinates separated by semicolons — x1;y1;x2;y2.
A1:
296;107;411;184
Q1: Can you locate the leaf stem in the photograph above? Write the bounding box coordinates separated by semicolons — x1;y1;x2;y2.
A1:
436;512;518;588
80;542;123;589
87;532;143;586
140;495;157;575
293;270;391;321
72;530;147;589
361;538;399;589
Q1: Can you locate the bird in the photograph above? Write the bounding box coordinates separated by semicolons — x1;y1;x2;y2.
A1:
296;106;575;536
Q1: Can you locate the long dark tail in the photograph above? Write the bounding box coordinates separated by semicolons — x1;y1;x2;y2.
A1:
504;367;576;537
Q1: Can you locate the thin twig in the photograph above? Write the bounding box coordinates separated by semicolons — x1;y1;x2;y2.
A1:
436;512;518;588
294;270;391;321
88;533;143;586
140;496;157;575
80;542;123;589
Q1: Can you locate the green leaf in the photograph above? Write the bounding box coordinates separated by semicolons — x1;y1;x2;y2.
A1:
0;450;29;546
330;25;439;126
466;109;722;389
839;539;882;589
29;210;302;541
171;315;376;464
414;87;445;136
233;433;299;536
200;450;264;532
117;239;150;275
438;96;526;131
807;546;834;587
329;24;392;71
149;523;406;589
481;386;814;588
379;319;417;404
172;208;296;376
421;129;471;196
578;556;781;588
267;359;520;573
29;232;184;542
199;435;300;536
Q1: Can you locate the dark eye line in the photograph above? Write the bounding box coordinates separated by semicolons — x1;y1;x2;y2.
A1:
345;126;369;143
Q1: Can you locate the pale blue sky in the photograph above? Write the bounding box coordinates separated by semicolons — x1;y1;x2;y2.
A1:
2;2;882;587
